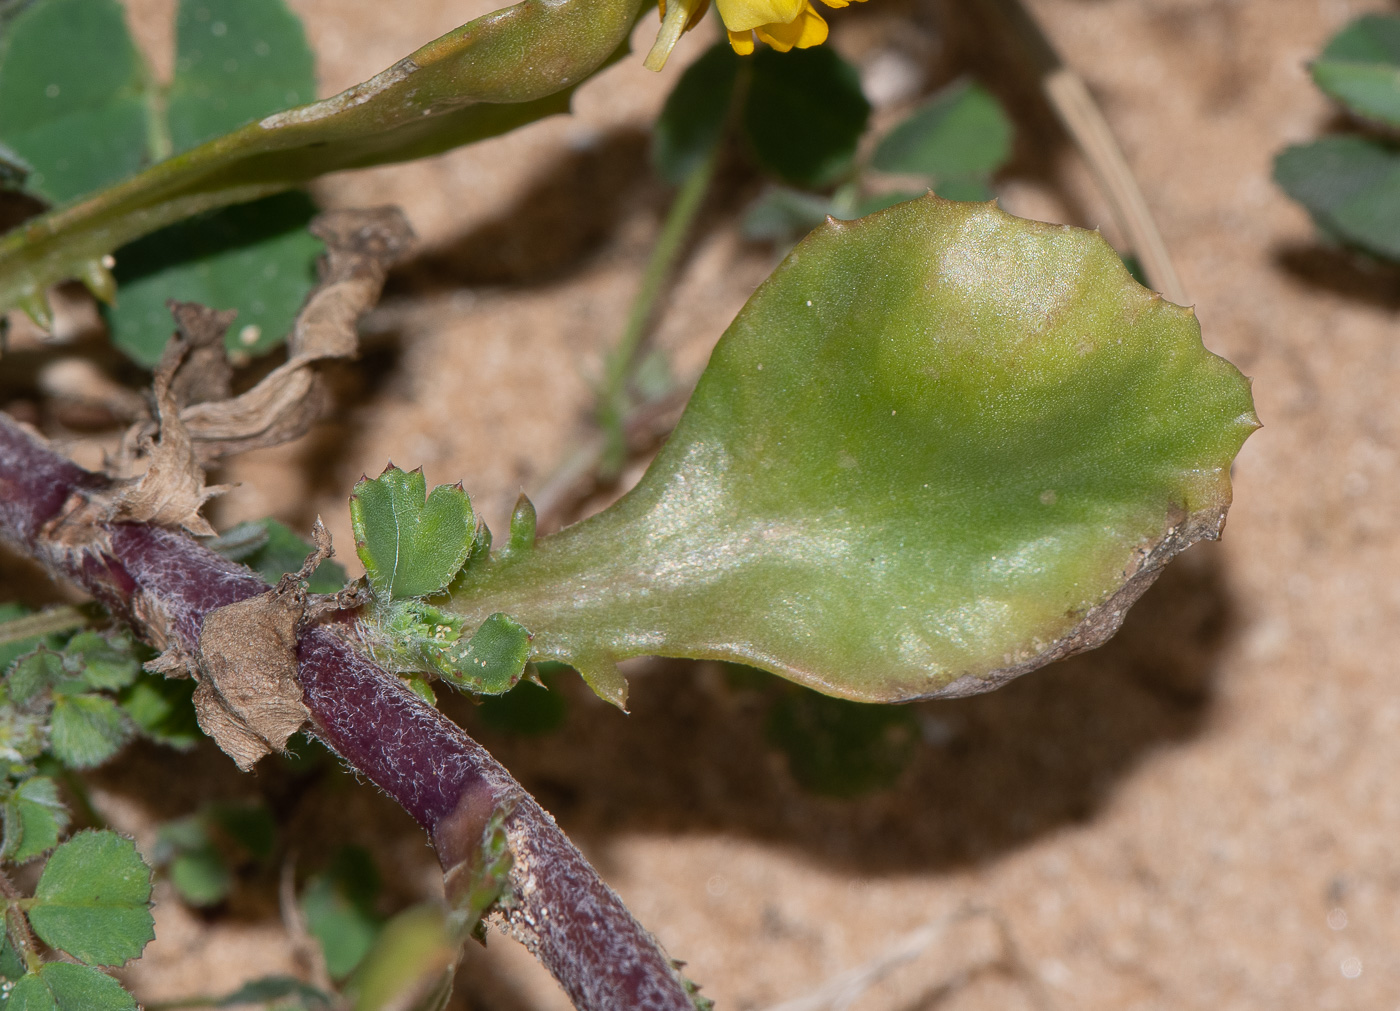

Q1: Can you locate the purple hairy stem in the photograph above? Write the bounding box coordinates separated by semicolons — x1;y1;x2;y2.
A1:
0;414;698;1011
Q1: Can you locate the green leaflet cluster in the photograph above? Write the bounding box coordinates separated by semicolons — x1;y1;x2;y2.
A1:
0;0;322;364
651;42;1013;248
1275;14;1400;261
0;615;163;1010
349;466;534;698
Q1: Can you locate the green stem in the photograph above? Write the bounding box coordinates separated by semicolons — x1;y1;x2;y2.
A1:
595;139;720;477
0;605;89;647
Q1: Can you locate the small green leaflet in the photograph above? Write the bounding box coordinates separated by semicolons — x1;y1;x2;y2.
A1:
49;693;131;769
743;45;870;187
168;0;317;153
350;466;476;601
63;632;140;692
1311;14;1400;127
118;672;201;750
26;830;155;967
5;962;137;1011
7;649;76;705
444;614;531;695
0;0;149;204
2;775;69;862
1273;135;1400;261
872;79;1012;193
106;193;324;365
302;846;382;981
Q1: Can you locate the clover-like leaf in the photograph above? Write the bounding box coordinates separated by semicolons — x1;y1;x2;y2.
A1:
6;962;137;1011
3;775;69;863
27;830;155;967
445;198;1257;706
0;0;150;205
872;79;1013;189
351;467;476;601
0;0;644;323
49;693;132;769
1312;14;1400;127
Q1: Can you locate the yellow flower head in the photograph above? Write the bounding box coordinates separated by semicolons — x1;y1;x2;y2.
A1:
645;0;864;71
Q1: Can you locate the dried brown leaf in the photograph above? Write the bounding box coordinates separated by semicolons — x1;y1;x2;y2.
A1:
179;207;414;463
194;586;309;770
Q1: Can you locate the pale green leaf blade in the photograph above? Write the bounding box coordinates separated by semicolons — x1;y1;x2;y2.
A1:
445;198;1258;703
1312;14;1400;126
6;962;137;1011
350;467;475;600
49;694;132;769
169;0;316;153
872;79;1013;183
0;0;151;204
28;830;155;966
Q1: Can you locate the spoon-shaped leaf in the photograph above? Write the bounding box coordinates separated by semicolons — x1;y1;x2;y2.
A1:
448;197;1258;707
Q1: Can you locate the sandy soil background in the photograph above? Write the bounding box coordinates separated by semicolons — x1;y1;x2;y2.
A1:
13;0;1400;1008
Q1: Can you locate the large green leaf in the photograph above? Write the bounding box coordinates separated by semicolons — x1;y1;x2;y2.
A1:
446;198;1257;706
1312;14;1400;127
0;0;150;204
0;0;645;322
27;830;155;967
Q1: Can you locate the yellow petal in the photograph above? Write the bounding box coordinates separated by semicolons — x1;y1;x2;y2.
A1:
715;0;805;32
753;2;828;51
818;0;867;7
727;27;756;54
645;0;711;71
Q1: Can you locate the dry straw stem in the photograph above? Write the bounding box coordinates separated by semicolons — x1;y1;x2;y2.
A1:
983;0;1189;306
